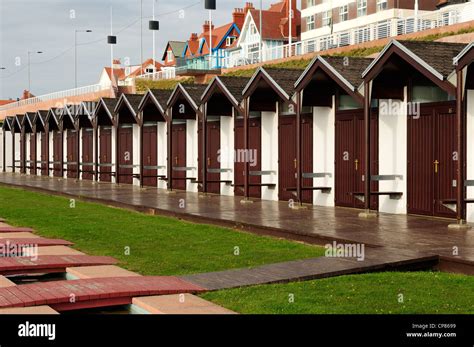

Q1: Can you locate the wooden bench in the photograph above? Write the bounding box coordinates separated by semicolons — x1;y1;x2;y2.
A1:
351;191;403;203
285;187;332;193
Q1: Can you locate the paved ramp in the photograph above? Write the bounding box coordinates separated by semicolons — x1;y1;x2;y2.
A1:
181;248;439;290
0;227;35;233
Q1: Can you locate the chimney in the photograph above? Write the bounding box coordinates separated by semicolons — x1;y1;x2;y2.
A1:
244;2;254;14
112;59;121;69
232;8;245;29
190;33;198;41
22;90;30;100
202;20;214;33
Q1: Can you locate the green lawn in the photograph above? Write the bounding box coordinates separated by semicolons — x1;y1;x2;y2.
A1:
0;186;324;275
202;272;474;314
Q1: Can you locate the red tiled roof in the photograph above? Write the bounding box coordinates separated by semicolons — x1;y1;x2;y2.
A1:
0;100;14;106
105;67;126;81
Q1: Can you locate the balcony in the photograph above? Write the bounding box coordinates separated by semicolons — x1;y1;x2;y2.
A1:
175;57;221;76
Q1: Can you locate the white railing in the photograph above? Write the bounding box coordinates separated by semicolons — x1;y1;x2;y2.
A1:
135;68;176;81
0;83;109;112
225;1;474;68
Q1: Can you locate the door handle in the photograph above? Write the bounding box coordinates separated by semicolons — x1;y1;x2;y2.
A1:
175;156;178;165
354;159;359;171
294;158;297;169
147;155;151;164
434;160;439;174
207;157;211;166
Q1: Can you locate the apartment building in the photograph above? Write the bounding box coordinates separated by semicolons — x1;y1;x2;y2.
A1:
301;0;442;48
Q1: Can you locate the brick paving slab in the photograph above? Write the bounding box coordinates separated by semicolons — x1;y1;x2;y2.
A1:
0;227;35;233
0;276;205;311
66;265;141;279
0;255;117;276
0;232;40;239
0;305;59;314
132;294;236;314
35;246;84;256
0;238;73;247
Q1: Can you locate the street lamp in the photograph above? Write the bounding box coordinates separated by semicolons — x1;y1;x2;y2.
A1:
149;0;160;72
107;6;117;86
27;51;43;95
75;29;92;88
205;0;216;69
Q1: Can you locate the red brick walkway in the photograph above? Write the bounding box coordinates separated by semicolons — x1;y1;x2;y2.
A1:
0;276;205;311
0;255;117;276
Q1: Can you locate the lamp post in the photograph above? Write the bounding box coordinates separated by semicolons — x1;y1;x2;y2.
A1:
259;0;262;63
205;0;216;69
107;6;117;86
75;29;92;89
149;0;160;73
27;51;43;95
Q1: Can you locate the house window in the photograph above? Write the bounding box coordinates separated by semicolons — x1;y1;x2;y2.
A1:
339;5;348;22
357;0;367;17
167;50;173;62
322;10;332;27
377;0;388;12
306;0;316;7
306;15;315;31
226;37;236;46
145;68;154;73
250;24;257;36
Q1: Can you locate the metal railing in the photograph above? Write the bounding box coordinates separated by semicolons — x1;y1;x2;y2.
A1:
135;68;176;81
0;83;108;112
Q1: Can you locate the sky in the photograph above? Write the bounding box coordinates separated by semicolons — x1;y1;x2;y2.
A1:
0;0;280;100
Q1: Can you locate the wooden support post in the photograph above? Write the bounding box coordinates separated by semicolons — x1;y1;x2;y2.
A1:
243;97;250;201
296;91;302;206
360;81;377;218
139;115;144;188
94;125;99;182
45;125;50;177
449;67;470;229
115;124;120;185
60;130;64;178
76;128;81;180
202;103;208;194
167;109;173;191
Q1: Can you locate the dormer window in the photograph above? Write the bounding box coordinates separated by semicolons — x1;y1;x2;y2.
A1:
226;37;236;46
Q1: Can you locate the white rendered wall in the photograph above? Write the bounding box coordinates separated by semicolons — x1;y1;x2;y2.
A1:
313;102;335;206
377;92;408;214
26;134;31;175
111;127;117;184
157;122;167;189
4;131;12;172
466;90;474;222
78;129;83;180
132;124;140;186
186;119;198;192
61;131;66;178
220;114;234;196
36;133;41;175
261;108;278;201
14;133;20;171
46;131;54;177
